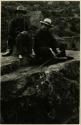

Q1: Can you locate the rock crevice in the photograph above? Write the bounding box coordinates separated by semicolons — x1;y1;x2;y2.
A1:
1;50;80;124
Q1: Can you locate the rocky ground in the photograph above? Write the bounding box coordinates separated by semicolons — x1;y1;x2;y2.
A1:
0;50;80;124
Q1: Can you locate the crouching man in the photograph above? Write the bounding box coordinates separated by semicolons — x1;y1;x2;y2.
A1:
2;6;32;59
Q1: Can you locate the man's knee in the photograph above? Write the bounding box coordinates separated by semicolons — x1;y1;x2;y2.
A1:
16;31;32;55
59;43;67;50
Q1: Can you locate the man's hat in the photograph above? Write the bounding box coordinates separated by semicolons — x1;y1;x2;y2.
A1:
40;18;52;26
15;6;27;13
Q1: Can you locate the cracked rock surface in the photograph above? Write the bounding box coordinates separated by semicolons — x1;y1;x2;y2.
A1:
1;50;80;124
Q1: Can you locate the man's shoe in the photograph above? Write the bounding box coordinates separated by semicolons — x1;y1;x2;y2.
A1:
2;49;12;56
18;54;23;59
57;52;67;57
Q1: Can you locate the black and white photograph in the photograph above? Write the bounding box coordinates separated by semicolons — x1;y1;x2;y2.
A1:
0;0;80;124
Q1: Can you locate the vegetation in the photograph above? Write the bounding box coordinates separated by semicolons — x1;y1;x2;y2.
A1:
1;1;80;51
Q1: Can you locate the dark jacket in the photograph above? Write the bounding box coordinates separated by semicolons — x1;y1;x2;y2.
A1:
7;16;29;50
34;28;58;55
8;16;28;38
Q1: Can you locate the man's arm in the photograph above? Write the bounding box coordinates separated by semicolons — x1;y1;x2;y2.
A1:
8;18;15;36
50;33;59;56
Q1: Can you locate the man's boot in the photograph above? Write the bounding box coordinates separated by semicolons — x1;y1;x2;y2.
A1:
2;49;12;56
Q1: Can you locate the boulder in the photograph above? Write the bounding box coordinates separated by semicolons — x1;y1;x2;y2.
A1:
29;11;43;28
1;50;80;124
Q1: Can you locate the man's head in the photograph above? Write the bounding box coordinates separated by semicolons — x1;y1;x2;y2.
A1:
15;6;27;17
40;18;52;29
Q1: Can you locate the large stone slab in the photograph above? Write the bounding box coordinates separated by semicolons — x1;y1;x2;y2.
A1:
1;50;80;124
1;50;80;75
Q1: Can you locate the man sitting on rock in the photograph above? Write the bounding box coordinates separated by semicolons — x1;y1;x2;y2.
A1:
2;6;32;59
34;18;67;61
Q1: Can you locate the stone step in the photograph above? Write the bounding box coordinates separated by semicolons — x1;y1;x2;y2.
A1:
1;50;80;75
1;56;31;75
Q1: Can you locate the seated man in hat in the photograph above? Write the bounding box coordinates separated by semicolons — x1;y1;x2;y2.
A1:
2;6;32;59
34;18;58;61
34;18;67;61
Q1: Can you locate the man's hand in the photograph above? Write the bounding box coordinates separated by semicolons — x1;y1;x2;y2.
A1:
49;48;58;59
